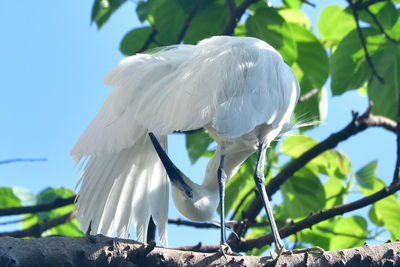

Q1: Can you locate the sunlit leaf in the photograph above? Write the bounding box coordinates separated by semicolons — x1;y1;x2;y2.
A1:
0;187;21;208
318;5;356;47
185;131;213;164
329;216;368;250
281;167;325;218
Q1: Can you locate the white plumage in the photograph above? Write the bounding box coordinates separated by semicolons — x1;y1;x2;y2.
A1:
72;36;299;248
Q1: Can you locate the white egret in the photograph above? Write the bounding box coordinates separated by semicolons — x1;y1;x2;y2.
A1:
71;36;299;254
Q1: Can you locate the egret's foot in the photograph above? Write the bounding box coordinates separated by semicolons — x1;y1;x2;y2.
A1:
270;245;285;260
282;246;325;255
219;243;232;258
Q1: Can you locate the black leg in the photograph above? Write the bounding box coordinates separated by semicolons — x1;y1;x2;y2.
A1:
217;155;231;256
217;155;227;245
254;143;284;253
148;132;192;199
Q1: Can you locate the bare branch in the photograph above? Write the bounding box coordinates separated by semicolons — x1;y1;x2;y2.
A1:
348;0;384;84
0;196;75;217
234;181;400;252
2;235;400;266
0;212;75;238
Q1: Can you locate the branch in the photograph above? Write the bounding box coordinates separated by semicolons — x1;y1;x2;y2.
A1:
220;0;259;35
0;212;75;238
238;103;396;233
354;0;389;11
234;181;400;252
0;196;75;216
393;85;400;182
365;7;398;43
176;0;204;43
1;235;400;266
348;0;384;84
137;28;157;53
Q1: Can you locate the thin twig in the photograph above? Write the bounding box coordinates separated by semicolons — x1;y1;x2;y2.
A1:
393;85;400;183
365;8;398;43
348;0;384;84
354;0;388;11
137;28;157;53
0;212;75;238
176;0;204;43
0;196;75;217
220;0;259;35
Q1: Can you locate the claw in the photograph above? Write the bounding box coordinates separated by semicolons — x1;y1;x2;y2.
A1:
219;243;232;259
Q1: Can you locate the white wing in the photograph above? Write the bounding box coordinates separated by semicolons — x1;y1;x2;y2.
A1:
74;131;169;246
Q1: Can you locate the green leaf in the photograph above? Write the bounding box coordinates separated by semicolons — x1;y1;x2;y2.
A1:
281;135;351;178
369;195;400;239
0;187;21;208
355;160;379;191
291;63;323;125
283;0;301;10
91;0;126;29
151;0;186;45
368;45;400;121
329;216;368;250
49;218;84;237
299;219;336;249
12;186;36;205
281;167;325;218
120;27;154;56
225;154;257;218
183;0;227;44
318;5;356;47
185;131;213;164
291;24;329;88
136;1;149;22
324;176;345;208
246;6;297;64
359;2;399;30
278;8;311;28
330;28;384;96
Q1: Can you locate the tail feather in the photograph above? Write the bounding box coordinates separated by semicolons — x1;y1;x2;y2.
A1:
74;131;169;246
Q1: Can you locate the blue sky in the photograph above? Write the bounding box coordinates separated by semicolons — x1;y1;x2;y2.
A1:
0;1;396;247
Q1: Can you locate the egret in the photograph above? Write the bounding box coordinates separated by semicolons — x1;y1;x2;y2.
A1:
71;36;299;254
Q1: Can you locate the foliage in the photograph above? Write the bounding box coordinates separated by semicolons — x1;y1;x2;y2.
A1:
1;0;399;255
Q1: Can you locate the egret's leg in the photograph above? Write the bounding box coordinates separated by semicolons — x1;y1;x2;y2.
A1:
148;132;193;198
254;143;285;254
217;155;231;255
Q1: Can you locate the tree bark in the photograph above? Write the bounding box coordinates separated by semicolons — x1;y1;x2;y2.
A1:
0;235;399;266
